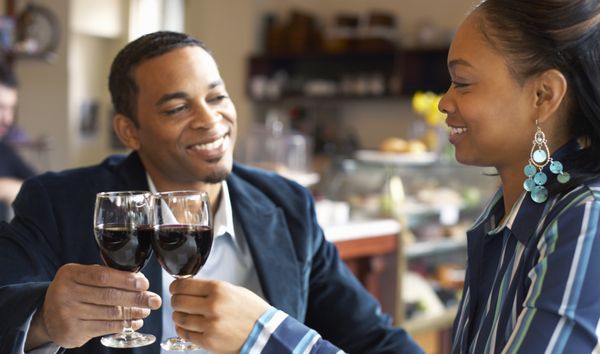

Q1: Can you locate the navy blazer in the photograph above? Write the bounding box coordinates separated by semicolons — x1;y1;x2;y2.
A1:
0;153;421;354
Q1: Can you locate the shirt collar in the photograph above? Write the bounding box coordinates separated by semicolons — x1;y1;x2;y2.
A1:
145;175;238;247
469;140;580;244
471;184;547;244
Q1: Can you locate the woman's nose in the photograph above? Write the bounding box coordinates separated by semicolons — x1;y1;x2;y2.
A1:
438;92;452;115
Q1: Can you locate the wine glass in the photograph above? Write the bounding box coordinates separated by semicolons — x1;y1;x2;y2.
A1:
93;191;156;348
151;190;213;351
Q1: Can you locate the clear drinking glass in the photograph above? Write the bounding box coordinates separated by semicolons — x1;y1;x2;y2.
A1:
151;191;213;351
93;191;156;348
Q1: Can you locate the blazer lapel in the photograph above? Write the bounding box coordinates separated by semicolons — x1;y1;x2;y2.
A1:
227;173;302;318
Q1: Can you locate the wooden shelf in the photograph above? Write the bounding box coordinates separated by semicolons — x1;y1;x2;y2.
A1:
247;48;449;101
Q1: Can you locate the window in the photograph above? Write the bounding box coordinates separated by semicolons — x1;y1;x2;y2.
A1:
129;0;184;41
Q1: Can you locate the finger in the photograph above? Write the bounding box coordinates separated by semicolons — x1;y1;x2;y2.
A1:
170;278;216;296
176;325;206;347
79;319;145;338
173;311;208;332
78;304;151;321
171;294;212;315
73;264;149;291
77;284;162;309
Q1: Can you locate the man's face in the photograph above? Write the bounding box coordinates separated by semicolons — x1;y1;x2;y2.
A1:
0;85;18;138
128;46;237;189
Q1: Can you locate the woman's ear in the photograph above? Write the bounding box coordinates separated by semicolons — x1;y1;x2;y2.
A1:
534;69;568;124
112;114;141;150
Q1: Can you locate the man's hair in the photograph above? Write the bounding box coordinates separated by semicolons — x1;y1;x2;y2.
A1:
0;62;18;88
108;31;209;124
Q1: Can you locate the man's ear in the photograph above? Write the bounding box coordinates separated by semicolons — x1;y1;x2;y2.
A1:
534;69;568;124
112;114;141;150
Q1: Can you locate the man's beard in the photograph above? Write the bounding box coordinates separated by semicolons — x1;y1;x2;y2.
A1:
203;168;230;184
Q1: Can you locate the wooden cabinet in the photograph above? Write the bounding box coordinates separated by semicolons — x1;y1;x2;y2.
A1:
329;223;457;354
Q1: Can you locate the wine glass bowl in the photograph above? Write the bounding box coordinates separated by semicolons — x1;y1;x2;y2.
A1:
152;190;213;351
93;191;156;348
153;223;213;277
95;223;153;273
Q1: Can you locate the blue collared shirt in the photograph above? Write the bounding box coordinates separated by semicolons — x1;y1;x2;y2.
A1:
452;176;600;354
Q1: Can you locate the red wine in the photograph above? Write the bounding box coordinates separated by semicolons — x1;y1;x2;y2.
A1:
94;225;153;272
152;224;213;277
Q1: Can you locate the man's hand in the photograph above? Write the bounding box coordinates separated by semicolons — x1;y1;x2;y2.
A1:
26;263;162;349
170;279;270;354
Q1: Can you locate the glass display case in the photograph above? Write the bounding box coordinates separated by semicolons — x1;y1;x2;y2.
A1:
316;152;499;353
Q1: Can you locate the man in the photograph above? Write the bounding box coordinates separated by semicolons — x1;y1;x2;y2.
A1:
0;62;35;222
0;32;422;353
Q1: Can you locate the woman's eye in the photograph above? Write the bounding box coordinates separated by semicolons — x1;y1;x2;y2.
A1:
452;81;470;89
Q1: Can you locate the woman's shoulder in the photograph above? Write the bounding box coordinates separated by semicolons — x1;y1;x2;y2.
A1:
565;176;600;202
547;175;600;222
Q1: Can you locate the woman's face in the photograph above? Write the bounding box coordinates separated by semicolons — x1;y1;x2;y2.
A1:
439;13;539;171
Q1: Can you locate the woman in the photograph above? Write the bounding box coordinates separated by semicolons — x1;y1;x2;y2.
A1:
174;1;600;353
440;0;600;353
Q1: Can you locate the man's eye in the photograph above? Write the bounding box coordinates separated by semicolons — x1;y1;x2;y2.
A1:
164;105;187;115
209;94;228;102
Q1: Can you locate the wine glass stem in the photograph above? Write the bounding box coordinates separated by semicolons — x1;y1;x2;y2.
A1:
123;306;134;335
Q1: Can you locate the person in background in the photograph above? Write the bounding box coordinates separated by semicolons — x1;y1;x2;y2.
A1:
437;0;600;353
0;31;422;354
0;62;28;143
0;62;35;222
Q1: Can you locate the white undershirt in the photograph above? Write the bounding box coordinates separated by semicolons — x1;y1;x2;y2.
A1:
147;176;265;353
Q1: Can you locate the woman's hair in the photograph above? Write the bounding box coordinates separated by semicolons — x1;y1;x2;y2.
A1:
108;31;209;125
475;0;600;180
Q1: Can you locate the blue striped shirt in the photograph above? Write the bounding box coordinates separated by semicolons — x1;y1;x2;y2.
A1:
452;177;600;353
241;307;345;354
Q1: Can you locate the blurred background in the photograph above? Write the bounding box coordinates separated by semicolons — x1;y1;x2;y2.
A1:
1;1;495;353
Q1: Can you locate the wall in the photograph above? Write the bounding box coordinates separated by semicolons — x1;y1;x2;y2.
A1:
67;0;129;167
12;0;70;170
11;0;127;171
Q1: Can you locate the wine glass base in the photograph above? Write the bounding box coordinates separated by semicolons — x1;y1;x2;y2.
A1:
161;336;200;351
101;332;156;348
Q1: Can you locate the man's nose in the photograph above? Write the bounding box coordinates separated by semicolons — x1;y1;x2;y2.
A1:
190;103;221;129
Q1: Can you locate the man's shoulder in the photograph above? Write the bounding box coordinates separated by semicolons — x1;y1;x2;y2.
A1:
231;163;308;195
229;163;313;212
32;154;128;183
21;154;136;200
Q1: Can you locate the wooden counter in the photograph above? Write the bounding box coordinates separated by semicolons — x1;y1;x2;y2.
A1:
324;219;400;318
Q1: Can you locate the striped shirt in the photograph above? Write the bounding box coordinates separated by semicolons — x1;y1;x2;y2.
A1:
241;307;345;354
452;177;600;353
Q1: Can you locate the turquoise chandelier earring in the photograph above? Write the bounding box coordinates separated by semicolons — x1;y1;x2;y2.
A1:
523;122;570;203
